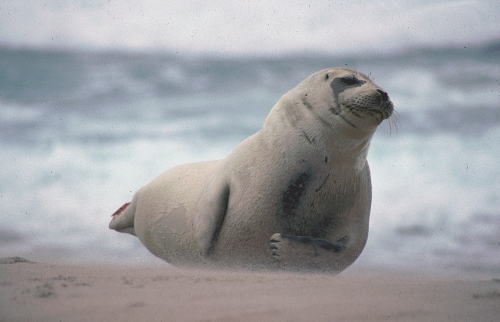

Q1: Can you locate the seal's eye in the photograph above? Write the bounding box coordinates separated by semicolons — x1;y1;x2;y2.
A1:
340;76;358;86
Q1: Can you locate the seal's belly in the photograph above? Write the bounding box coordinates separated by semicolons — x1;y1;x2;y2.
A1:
208;166;358;266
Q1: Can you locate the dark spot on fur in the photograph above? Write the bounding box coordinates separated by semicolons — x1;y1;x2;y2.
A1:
302;97;314;109
329;106;341;115
324;156;328;163
308;216;335;238
339;76;358;86
337;235;349;245
330;76;365;94
282;172;311;216
330;76;366;106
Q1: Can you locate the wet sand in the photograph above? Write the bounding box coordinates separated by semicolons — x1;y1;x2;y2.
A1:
1;257;499;322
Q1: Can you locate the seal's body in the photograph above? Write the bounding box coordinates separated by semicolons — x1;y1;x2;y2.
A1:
110;68;393;273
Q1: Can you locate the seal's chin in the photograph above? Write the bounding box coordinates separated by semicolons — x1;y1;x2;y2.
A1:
364;100;394;122
367;109;386;122
380;101;394;119
338;104;393;127
339;102;393;128
368;105;392;121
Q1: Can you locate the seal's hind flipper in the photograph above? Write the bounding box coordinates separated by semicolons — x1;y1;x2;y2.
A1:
109;201;136;236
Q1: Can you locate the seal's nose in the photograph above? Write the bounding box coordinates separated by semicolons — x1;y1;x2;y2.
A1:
377;89;389;102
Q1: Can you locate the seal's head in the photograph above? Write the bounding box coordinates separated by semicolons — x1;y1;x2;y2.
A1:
286;68;394;133
329;68;393;127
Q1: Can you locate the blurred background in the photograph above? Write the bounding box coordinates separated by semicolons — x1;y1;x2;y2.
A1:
1;0;499;278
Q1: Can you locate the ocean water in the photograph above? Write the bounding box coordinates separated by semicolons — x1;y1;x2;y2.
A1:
1;43;499;277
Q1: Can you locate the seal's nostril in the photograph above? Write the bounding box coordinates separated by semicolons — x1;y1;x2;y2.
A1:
377;89;389;102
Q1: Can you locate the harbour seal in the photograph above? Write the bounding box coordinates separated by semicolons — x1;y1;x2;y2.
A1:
109;67;393;273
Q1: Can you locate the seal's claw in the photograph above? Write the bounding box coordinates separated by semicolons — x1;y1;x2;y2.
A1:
270;233;283;243
270;233;284;261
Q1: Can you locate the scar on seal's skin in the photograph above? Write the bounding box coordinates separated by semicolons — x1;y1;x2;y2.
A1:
315;174;330;192
339;114;357;128
329;104;357;128
301;97;314;110
112;202;130;217
301;130;314;144
282;172;311;216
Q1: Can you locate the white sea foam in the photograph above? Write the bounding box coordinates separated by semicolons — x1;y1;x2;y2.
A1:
1;46;499;275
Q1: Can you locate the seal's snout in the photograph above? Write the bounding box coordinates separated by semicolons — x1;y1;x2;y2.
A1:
377;89;389;102
379;91;393;119
342;87;393;120
372;89;393;120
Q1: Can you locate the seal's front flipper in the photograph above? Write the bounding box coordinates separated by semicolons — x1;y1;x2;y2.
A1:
269;233;349;272
109;201;136;236
193;178;230;257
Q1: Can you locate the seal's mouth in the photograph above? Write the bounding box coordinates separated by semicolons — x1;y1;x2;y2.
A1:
367;109;386;121
369;101;394;120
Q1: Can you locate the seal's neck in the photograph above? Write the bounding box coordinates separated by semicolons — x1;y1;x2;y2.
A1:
263;96;377;160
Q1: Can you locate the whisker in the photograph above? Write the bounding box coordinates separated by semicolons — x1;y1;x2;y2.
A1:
387;108;400;135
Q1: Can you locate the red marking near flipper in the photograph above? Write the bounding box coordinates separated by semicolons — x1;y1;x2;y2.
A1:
112;202;130;217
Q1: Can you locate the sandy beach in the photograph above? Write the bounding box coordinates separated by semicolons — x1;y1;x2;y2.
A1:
1;257;499;322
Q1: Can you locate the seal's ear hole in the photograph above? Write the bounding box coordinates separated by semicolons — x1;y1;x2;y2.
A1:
325;74;330;80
